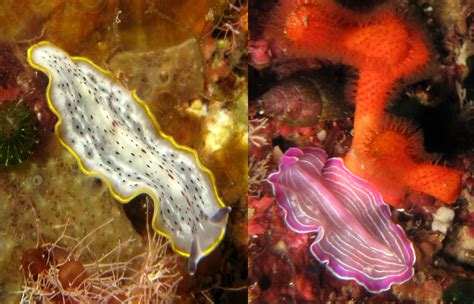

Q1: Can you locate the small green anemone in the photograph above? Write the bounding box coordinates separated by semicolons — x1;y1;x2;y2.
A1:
0;101;39;166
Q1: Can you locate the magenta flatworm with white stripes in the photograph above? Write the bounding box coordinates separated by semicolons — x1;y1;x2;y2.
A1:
267;147;415;293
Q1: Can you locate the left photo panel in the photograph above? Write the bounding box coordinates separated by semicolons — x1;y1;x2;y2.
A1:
0;1;248;303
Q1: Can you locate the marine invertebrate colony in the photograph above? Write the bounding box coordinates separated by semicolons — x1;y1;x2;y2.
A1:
0;100;39;166
27;41;230;272
264;0;462;206
268;147;415;292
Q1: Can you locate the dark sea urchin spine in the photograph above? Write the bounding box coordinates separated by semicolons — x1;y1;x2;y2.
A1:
0;101;39;166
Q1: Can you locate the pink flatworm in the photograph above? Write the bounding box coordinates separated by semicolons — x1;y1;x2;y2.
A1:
267;147;415;293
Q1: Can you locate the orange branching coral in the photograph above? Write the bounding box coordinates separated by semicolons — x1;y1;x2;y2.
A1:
264;0;462;206
354;116;462;205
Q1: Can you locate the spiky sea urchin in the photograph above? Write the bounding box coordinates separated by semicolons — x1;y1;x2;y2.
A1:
0;100;39;166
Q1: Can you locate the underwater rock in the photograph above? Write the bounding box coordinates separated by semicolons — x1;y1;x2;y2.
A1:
0;41;56;139
198;87;248;204
392;276;444;303
261;76;349;127
0;137;144;303
108;38;204;111
0;1;61;42
430;0;473;64
44;0;118;50
444;189;474;266
431;206;455;234
109;39;208;152
0;43;22;89
117;0;214;51
443;280;474;304
248;195;321;303
78;0;108;13
248;195;274;237
445;224;474;266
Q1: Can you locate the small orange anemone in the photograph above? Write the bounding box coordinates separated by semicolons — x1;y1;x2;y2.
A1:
345;117;462;206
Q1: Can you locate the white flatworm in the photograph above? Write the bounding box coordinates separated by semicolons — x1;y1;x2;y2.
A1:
27;41;230;273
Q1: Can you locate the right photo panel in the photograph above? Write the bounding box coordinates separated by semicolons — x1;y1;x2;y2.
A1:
248;0;474;303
